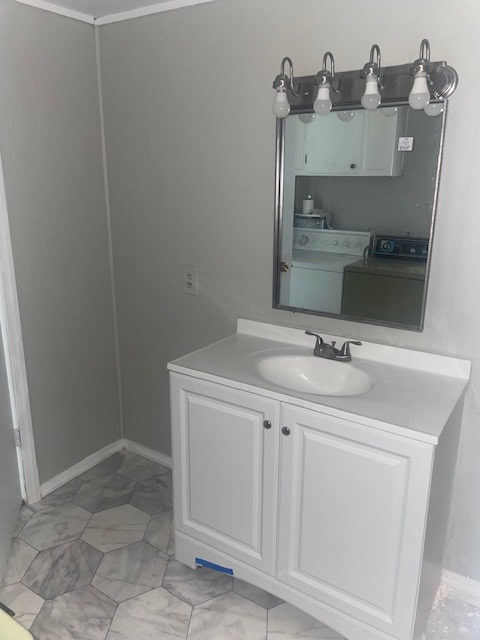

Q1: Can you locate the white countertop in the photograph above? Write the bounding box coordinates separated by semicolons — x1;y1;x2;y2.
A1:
167;320;471;445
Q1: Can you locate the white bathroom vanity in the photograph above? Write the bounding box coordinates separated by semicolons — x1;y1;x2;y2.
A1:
168;320;470;640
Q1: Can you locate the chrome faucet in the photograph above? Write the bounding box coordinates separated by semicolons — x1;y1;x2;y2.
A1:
305;331;362;362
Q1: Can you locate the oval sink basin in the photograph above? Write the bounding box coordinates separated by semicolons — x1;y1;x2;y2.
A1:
255;355;372;396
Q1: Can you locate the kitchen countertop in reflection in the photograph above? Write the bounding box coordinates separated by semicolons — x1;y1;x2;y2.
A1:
345;258;427;279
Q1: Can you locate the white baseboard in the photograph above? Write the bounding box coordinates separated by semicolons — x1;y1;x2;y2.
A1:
39;439;172;499
441;569;480;607
121;439;172;469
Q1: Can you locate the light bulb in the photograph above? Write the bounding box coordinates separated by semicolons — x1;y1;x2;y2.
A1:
409;72;430;110
361;75;381;111
336;111;355;122
380;107;398;117
424;102;444;117
272;89;290;119
298;113;316;124
313;85;332;116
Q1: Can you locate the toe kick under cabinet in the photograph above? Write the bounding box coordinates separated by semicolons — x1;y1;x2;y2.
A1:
169;372;446;640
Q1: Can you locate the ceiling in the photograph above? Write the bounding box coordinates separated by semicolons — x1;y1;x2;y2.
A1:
14;0;217;24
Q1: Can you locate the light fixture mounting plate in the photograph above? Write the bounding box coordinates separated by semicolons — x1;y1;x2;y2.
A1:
429;64;458;100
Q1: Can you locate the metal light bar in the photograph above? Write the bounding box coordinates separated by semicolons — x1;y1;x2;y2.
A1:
285;61;457;112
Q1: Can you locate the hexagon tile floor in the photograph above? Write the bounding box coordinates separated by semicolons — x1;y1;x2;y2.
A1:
0;451;479;640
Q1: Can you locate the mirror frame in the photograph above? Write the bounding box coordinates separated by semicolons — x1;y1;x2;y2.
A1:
273;69;448;331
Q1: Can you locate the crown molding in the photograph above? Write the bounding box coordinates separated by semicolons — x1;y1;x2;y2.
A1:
14;0;216;25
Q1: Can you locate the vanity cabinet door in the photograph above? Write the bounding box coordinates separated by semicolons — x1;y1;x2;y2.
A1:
170;374;279;574
276;403;433;640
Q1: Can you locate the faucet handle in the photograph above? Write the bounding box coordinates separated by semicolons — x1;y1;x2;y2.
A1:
340;340;362;358
305;330;324;346
305;331;325;357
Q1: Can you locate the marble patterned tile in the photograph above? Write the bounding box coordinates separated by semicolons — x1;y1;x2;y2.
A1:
267;603;346;639
15;453;480;640
81;503;150;552
106;587;191;640
129;472;173;515
73;473;135;513
76;453;125;483
162;559;232;606
425;594;480;640
19;503;91;551
92;540;168;602
13;506;34;537
30;477;84;513
10;453;479;640
30;585;116;640
187;591;267;640
0;538;38;586
144;509;174;554
0;582;44;630
233;578;284;610
117;452;171;483
22;539;102;599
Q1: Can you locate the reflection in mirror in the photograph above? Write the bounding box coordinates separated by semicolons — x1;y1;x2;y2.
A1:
274;105;445;330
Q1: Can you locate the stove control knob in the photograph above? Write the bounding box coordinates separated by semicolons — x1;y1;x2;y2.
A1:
298;234;309;246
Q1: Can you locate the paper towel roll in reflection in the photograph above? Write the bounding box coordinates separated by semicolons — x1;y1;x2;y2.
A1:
302;198;314;214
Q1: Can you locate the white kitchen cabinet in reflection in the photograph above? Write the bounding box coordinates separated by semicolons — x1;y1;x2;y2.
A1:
294;108;408;177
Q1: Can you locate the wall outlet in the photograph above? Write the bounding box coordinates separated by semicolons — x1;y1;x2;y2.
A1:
182;265;198;295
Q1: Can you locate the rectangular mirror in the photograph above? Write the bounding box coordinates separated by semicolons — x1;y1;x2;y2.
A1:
273;104;446;331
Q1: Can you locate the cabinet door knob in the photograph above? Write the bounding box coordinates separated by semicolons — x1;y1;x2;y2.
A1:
263;420;272;430
281;426;291;436
350;163;357;169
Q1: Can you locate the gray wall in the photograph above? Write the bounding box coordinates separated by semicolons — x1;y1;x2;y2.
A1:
0;2;121;483
99;0;480;581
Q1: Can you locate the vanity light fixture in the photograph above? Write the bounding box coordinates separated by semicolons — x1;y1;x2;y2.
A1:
361;44;382;111
272;39;458;117
272;56;297;119
313;52;336;116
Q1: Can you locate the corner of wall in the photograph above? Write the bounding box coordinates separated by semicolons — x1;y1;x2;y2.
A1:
94;24;125;441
